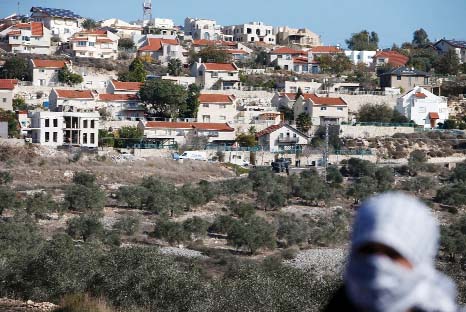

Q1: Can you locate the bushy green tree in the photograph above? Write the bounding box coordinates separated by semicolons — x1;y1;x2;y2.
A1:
181;84;201;118
409;149;428;163
26;192;58;220
347;176;378;202
118;38;135;50
81;19;98;30
296;113;312;133
189;46;232;64
228;201;256;219
140;79;188;118
276;214;310;247
0;109;20;138
64;172;105;212
1;56;29;80
227;216;276;254
113;215;141;236
152;218;190;245
167;58;183;76
0;186;19;215
346;30;379;50
412;28;430;47
117;185;149;209
58;65;83;86
435;183;466;206
236;133;257;147
183;217;210;239
66;214;104;241
434;50;460;75
290;170;329;203
357;103;409;123
327;165;343;185
118;58;147;82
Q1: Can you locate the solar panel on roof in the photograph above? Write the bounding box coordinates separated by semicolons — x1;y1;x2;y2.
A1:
32;7;82;19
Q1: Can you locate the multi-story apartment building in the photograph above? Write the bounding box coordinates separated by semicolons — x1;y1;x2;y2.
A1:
191;61;240;90
275;26;321;47
70;30;119;59
184;18;223;41
30;7;83;42
49;89;97;112
197;94;237;123
96;93;145;121
30;59;71;87
223;22;275;44
2;22;51;55
29;111;100;147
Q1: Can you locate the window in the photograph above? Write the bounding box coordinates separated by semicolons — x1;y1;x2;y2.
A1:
53;132;58;142
198;70;204;76
45;119;50;127
64;28;70;34
337;107;344;111
90;120;95;128
89;42;95;47
203;104;209;108
424;77;429;85
44;132;49;142
39;69;45;73
12;36;18;40
83;120;88;128
228;73;234;77
53;119;58;127
78;41;86;46
22;36;30;41
2;98;5;103
320;107;327;111
212;72;218;78
90;133;95;144
83;133;88;144
397;75;402;80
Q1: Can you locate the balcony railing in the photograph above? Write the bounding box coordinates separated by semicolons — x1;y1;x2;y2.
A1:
277;137;299;143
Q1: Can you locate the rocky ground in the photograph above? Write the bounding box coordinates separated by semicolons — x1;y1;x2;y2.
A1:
285;248;347;276
0;299;57;312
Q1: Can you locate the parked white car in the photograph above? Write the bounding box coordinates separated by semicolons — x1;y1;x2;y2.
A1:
179;151;208;161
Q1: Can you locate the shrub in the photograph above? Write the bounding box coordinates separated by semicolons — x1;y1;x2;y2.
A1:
290;170;329;202
182;217;210;239
229;201;256;219
341;158;374;177
435;183;466;207
26;192;58;219
227;216;276;254
410;150;428;163
0;186;20;215
209;215;237;235
64;184;105;212
66;214;105;241
276;214;310;247
0;171;12;185
326;166;343;185
347;176;378;202
152;219;190;245
113;215;141;236
116;186;149;209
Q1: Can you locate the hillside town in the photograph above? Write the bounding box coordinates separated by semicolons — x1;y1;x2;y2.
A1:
1;1;466;311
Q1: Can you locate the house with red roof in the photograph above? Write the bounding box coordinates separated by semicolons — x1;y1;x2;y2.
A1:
96;93;145;121
137;37;187;65
309;46;344;58
0;79;18;111
30;7;84;42
373;51;409;68
197;94;237;123
70;29;119;59
269;47;320;73
396;86;448;128
191;61;240;90
0;22;52;55
49;88;97;112
30;59;71;86
138;120;236;146
107;80;142;95
294;93;349;126
256;123;309;152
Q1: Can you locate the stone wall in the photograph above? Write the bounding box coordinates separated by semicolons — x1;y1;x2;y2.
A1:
339;125;415;138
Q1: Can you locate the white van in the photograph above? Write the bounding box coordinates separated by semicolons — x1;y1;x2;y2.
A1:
179;151;208;161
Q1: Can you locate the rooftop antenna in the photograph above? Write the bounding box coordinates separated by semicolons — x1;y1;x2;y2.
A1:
17;1;20;16
143;0;152;27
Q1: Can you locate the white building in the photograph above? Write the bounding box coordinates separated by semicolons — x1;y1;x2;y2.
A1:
197;94;237;123
434;39;466;64
396;86;448;128
161;75;196;89
256;123;309;152
29;111;99;147
0;79;18;111
223;22;275;44
294;94;349;126
269;47;320;74
106;80;142;95
137;37;187;65
2;22;51;55
30;7;83;42
49;89;97;112
138;121;236;146
96;93;145;121
184;17;223;41
101;18;142;39
191;61;240;90
283;81;322;93
344;50;377;66
30;59;71;87
70;29;119;60
275;26;321;47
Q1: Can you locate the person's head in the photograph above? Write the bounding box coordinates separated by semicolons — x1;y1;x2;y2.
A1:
345;192;453;312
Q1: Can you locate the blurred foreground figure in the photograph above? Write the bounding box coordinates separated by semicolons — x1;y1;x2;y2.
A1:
324;192;460;312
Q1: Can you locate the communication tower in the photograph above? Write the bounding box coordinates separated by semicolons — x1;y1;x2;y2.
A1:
143;0;152;26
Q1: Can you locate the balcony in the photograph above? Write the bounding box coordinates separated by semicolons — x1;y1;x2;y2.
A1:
277;137;299;143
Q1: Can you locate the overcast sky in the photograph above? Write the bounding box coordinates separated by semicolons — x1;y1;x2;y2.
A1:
1;0;465;48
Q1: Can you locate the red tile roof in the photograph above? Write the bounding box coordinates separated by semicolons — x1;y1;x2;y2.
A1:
111;80;142;91
0;79;18;90
373;51;409;67
144;121;234;131
429;112;440;120
311;46;343;53
96;38;114;43
279;93;347;106
271;47;306;55
415;92;427;98
203;63;238;71
98;93;139;101
79;29;108;35
31;59;68;69
9;22;44;36
193;39;236;47
225;49;249;55
7;30;21;36
293;56;309;64
54;89;94;99
138;38;179;52
198;94;234;104
256;124;284;137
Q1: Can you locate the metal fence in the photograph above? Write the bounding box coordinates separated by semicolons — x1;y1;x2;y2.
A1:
353;122;416;128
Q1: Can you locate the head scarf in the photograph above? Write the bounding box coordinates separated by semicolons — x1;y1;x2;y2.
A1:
345;192;459;312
